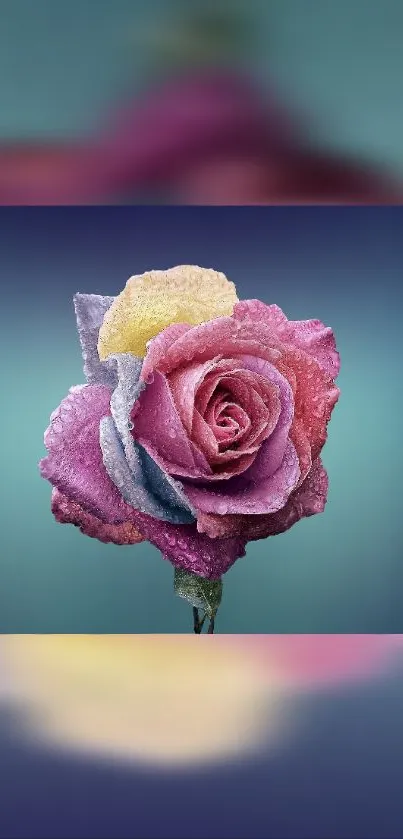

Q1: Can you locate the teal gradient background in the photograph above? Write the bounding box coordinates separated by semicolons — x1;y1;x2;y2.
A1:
0;206;402;632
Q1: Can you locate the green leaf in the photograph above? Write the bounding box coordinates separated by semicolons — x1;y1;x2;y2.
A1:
174;568;223;618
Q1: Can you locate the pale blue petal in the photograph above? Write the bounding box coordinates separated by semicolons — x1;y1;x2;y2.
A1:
109;353;194;521
73;293;117;389
138;445;195;522
100;416;192;524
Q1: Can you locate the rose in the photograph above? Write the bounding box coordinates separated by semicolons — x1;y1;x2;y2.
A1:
40;265;340;583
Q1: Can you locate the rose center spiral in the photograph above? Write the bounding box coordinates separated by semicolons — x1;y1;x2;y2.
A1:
205;387;251;451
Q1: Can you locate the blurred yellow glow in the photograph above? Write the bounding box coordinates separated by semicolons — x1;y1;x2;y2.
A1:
2;636;401;770
1;635;284;767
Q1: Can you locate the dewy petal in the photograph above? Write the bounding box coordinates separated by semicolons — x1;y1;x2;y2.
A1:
238;355;294;482
183;439;300;515
242;457;329;541
142;316;281;379
229;302;340;461
40;383;246;577
197;457;328;540
137;446;196;519
73;293;117;388
132;370;212;479
281;346;340;461
289;416;312;488
234;300;340;377
98;265;238;359
40;383;190;526
40;384;139;523
51;488;144;545
100;416;193;523
154;524;247;579
109;353;193;520
140;323;192;382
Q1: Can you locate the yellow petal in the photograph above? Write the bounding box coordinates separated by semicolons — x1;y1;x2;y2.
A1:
98;265;238;360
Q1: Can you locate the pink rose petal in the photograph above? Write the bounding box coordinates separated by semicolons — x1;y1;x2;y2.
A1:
51;488;144;545
40;384;133;524
142;316;281;379
132;370;212;479
237;355;294;482
184;439;300;516
281;346;340;461
234;299;340;377
197;457;327;539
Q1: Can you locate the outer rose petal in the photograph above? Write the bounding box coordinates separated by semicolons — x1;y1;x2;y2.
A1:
40;384;246;578
40;384;131;523
281;346;339;461
242;456;329;541
51;488;144;545
232;301;340;460
73;293;117;388
40;383;185;525
184;440;300;516
98;265;238;359
234;300;340;377
196;458;328;539
141;315;281;381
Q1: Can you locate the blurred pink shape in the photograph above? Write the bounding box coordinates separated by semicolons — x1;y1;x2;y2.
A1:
177;151;402;204
236;635;403;689
0;69;399;204
0;70;294;204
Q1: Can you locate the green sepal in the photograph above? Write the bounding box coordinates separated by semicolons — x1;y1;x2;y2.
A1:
174;568;223;619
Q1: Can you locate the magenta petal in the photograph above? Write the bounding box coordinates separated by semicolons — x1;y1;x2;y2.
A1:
132;371;211;478
51;486;244;578
40;384;133;523
183;439;300;515
196;457;328;540
51;488;144;545
242;457;329;541
234;300;340;377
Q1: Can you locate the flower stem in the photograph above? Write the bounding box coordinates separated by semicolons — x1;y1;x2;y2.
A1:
193;606;201;633
193;606;215;633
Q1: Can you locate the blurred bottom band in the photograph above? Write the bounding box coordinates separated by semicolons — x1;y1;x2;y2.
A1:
0;635;402;769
